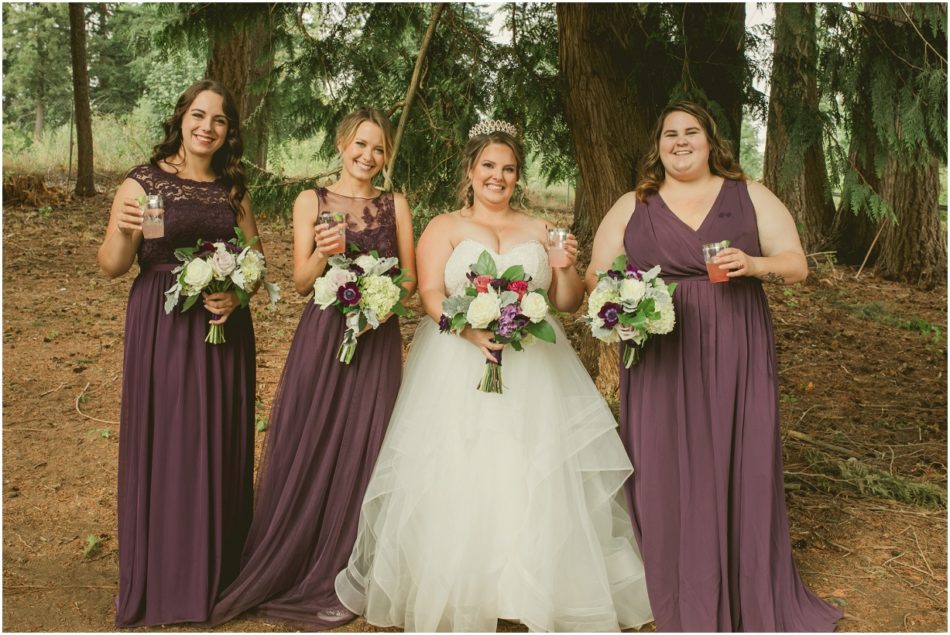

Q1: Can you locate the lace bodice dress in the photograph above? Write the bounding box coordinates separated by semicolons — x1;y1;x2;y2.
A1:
115;164;255;627
206;187;404;630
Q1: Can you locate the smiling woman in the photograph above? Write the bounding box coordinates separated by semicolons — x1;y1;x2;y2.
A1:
96;79;262;628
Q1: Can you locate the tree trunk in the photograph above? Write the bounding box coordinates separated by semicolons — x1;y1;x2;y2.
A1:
242;8;274;168
33;96;44;143
556;4;655;244
69;3;95;197
205;21;251;117
680;3;746;153
875;153;945;289
763;3;835;253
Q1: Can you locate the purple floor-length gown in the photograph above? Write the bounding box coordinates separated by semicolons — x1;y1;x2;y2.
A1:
207;188;403;630
620;178;842;631
116;164;255;627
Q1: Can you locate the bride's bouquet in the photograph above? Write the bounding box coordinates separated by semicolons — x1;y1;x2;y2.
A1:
585;255;677;368
439;250;556;393
313;251;411;364
164;227;280;344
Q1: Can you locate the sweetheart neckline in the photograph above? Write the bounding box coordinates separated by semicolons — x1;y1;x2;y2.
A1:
452;238;545;257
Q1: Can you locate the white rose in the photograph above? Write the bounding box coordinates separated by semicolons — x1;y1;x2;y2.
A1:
210;247;236;279
520;292;549;323
646;298;676;334
619;278;646;305
183;257;213;292
238;249;264;284
313;276;338;308
466;292;501;329
354;254;378;272
325;267;357;289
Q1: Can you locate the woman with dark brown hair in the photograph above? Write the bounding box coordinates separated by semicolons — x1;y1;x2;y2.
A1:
98;79;260;627
588;100;842;631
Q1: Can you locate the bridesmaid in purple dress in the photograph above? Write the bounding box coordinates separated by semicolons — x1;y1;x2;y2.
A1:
97;80;260;627
207;107;417;629
588;101;842;631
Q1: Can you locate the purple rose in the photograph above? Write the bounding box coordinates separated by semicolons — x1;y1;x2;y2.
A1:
598;302;622;329
607;269;624;280
337;282;362;306
439;314;451;332
490;278;507;292
387;265;401;277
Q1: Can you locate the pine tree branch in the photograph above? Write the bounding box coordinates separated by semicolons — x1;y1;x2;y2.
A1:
896;3;948;66
384;3;447;191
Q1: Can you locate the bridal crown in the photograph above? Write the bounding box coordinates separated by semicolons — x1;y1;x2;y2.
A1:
468;120;518;139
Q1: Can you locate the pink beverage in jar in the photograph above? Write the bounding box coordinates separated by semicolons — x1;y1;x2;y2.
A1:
320;212;346;254
702;240;730;283
141;195;165;239
547;227;570;268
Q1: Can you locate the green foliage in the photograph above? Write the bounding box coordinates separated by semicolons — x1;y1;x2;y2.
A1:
820;3;948;221
83;533;102;558
739;116;763;181
2;3;73;134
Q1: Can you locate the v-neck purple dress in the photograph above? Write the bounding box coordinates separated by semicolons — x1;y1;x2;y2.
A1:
619;179;842;631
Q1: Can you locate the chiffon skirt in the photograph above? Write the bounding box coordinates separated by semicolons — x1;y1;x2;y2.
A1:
336;317;653;632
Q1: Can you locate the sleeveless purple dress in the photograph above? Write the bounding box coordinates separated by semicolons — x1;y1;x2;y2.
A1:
620;179;842;631
207;188;403;630
116;164;255;627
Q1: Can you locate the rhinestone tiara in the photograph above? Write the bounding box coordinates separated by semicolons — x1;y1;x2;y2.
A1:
468;120;518;139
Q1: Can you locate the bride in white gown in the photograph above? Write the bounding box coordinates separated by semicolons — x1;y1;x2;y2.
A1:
335;123;652;632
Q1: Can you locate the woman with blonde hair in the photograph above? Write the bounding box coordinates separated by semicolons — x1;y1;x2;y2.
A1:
207;106;416;629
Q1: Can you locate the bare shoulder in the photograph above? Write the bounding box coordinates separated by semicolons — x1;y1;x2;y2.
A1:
603;191;639;227
420;210;459;238
745;180;785;210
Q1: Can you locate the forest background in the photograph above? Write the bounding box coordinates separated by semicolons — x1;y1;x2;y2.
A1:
1;2;947;632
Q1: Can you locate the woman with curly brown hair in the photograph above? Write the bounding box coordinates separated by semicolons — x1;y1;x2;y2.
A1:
98;79;261;627
588;101;842;631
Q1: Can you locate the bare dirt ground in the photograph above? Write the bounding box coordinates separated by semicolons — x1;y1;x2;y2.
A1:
3;174;946;632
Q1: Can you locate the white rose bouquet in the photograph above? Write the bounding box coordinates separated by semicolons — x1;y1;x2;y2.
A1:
164;227;280;344
584;255;677;368
439;250;556;394
313;250;411;364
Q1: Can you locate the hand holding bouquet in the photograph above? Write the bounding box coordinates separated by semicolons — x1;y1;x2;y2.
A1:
440;250;556;393
313;251;411;364
585;255;677;368
164;227;280;344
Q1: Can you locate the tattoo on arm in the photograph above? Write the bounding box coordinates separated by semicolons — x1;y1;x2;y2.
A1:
763;272;786;284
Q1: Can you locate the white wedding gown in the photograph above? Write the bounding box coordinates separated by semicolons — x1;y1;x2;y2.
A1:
335;239;653;632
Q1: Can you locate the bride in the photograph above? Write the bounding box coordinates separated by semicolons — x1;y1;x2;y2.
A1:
335;122;652;632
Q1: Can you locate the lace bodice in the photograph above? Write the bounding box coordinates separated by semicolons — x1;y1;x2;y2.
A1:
127;164;238;268
444;239;552;296
315;187;397;257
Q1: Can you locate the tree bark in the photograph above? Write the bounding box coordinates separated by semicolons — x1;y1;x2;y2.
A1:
680;3;746;153
242;9;275;168
556;4;655;244
763;3;835;253
68;3;95;197
875;153;945;289
384;3;446;191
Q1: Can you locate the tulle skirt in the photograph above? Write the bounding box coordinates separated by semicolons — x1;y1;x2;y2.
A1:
336;317;653;632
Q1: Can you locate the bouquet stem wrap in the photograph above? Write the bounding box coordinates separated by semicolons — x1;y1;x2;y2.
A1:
338;313;361;365
478;349;504;393
622;342;641;369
